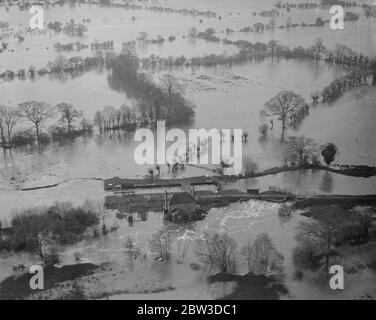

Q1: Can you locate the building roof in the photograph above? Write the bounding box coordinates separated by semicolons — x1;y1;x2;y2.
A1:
169;192;195;206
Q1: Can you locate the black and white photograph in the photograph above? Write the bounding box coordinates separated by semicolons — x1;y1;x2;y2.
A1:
0;0;376;303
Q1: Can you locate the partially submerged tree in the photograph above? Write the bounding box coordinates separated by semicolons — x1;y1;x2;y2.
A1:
320;143;338;166
0;105;20;151
354;207;375;242
149;229;171;261
196;232;237;273
283;135;318;166
267;40;279;60
160;74;183;97
103;105;117;130
175;237;191;264
10;208;50;260
56;103;82;133
136;31;150;46
18;101;54;147
311;37;326;60
188;27;197;38
262;90;307;139
93;110;105;132
243;157;259;176
242;232;284;277
294;208;342;272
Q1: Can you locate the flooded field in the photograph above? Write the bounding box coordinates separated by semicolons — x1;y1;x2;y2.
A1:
0;0;376;301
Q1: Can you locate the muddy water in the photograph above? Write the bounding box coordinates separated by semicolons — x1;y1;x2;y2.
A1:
1;0;376;71
0;199;302;298
3;199;371;299
0;59;375;217
0;1;376;299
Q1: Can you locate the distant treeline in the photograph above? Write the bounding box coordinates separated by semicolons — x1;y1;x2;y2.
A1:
140;37;376;74
0;101;93;151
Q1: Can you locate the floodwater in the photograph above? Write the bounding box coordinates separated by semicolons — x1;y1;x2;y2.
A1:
0;1;375;216
2;199;374;299
0;0;376;299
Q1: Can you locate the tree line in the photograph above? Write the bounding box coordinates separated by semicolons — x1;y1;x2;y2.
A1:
109;41;195;126
0;101;91;152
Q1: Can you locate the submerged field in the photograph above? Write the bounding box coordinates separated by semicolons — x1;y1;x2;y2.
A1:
0;0;376;300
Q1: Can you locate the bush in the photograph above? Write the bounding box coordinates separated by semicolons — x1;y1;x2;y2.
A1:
243;158;258;176
278;202;294;216
259;123;268;137
11;130;35;146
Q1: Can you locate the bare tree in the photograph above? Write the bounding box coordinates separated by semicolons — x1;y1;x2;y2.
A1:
361;4;376;23
54;54;68;72
56;103;82;133
175;237;191;264
267;40;279;60
354;207;375;242
283;135;318;166
243;157;258;176
0;106;20;150
149;229;171;261
262;90;307;139
242;233;284;276
311;37;326;60
188;27;197;38
295;219;338;272
0;105;8;152
196;232;237;273
93;111;105;132
103;105;117;130
18;101;53;147
136;31;150;46
160;74;183;97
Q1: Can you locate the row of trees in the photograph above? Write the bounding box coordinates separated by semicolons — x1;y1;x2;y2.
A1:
196;231;284;276
149;229;284;277
1;50;115;81
0;101;88;151
314;70;368;103
93;104;137;133
139;37;376;75
1;68;192;151
283;136;339;167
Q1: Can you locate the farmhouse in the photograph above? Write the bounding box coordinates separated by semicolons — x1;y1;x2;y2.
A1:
164;191;204;222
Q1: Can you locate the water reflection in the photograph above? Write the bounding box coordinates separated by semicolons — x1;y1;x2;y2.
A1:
319;170;333;193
